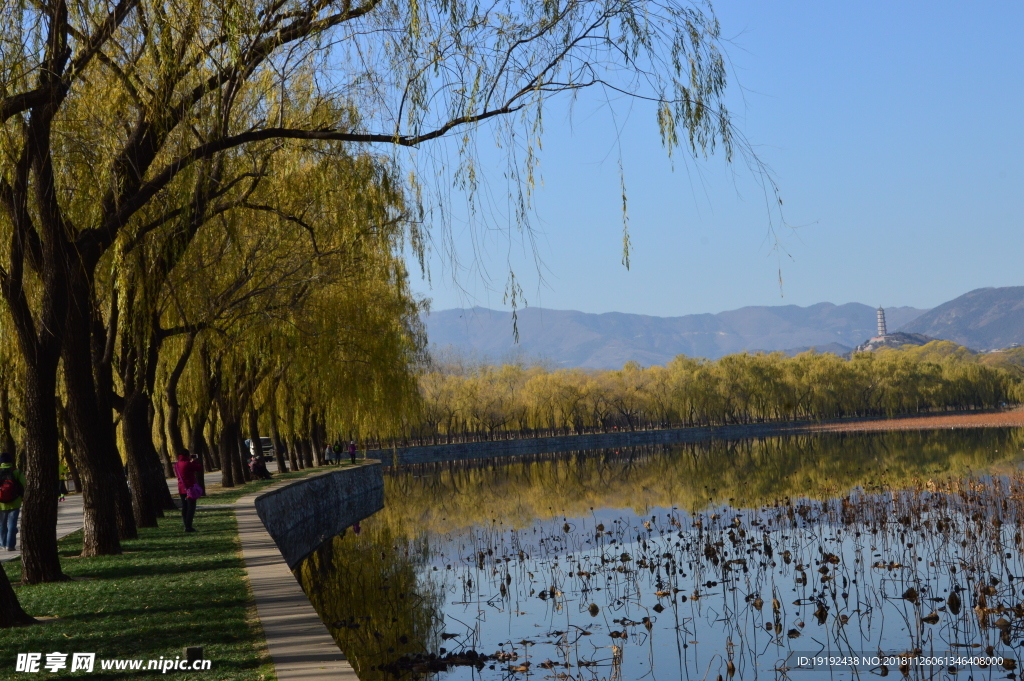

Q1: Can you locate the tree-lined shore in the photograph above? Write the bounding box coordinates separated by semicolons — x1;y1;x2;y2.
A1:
407;342;1024;444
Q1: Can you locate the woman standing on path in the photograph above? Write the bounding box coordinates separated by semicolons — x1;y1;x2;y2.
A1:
175;451;204;533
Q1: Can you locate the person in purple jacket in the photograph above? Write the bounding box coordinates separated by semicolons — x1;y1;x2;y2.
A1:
174;451;204;533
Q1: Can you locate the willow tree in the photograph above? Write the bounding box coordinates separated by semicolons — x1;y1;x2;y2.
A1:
150;142;422;480
0;0;738;609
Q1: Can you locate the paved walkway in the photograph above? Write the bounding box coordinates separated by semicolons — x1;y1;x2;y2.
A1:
235;475;358;679
3;465;360;680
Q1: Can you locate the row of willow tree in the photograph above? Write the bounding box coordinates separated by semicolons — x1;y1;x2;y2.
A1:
409;342;1024;441
0;142;428;560
0;0;745;625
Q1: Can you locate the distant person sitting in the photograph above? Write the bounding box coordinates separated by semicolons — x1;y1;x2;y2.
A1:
249;455;273;480
0;452;26;551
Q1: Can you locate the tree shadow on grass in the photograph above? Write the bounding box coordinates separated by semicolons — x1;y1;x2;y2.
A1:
70;557;245;581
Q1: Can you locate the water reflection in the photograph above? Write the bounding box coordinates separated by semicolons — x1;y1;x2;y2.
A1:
296;525;443;679
297;429;1024;680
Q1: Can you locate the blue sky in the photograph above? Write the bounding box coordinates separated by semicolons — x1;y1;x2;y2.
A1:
409;1;1024;317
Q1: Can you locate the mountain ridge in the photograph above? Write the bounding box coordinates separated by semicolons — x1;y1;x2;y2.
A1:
425;302;928;368
899;287;1024;350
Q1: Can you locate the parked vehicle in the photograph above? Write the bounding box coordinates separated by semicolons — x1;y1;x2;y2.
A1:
245;437;276;461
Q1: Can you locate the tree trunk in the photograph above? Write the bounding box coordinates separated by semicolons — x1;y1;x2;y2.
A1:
158;438;173;479
63;302;132;553
59;442;82;497
247;407;264;468
270;415;288;474
0;567;35;627
19;360;68;583
201;431;215;472
56;402;82;494
143;396;176;511
139;324;178;512
121;393;161;527
116;319;175;527
288;437;302;470
236;432;252;482
311;417;325;467
0;381;15;455
217;419;238;488
164;334;196;458
190;413;215;471
301;438;314;468
84;295;137;543
154;401;174;478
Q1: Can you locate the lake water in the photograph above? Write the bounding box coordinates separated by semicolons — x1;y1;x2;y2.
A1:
296;429;1024;680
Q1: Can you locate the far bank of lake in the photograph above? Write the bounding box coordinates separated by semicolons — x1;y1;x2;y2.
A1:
365;408;1024;467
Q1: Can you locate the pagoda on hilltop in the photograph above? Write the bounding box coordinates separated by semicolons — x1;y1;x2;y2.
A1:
854;306;934;353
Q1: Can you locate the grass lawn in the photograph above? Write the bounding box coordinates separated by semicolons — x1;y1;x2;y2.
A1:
1;510;276;680
196;462;358;505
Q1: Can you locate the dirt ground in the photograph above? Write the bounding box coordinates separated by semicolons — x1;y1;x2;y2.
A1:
801;409;1024;434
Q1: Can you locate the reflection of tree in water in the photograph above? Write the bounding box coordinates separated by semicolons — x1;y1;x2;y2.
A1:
380;429;1024;536
295;523;443;680
296;428;1024;680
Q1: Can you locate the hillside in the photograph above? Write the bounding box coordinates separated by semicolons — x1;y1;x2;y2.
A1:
425;303;928;368
898;287;1024;351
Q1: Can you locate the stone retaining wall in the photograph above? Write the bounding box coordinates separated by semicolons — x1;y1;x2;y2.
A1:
253;463;384;569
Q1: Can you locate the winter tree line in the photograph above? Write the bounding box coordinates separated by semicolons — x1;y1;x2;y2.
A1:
408;342;1024;443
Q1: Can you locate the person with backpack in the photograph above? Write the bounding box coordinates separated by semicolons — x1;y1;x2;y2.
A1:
0;451;27;551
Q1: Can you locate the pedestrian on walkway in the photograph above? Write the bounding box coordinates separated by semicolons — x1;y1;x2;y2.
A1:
0;451;26;551
349;440;357;465
175;451;204;533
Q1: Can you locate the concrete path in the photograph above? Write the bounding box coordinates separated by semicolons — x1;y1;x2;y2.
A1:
235;475;358;680
1;493;84;563
4;464;360;680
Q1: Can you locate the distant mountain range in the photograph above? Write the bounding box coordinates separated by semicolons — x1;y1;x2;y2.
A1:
900;287;1024;351
425;303;928;368
425;287;1024;368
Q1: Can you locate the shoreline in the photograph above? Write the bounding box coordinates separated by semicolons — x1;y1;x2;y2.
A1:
796;409;1024;433
369;409;1024;467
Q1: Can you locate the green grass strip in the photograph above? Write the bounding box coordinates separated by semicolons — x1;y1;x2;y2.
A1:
1;510;276;680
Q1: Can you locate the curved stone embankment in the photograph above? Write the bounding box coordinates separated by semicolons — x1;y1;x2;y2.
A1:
365;409;1024;466
253;462;383;569
239;463;383;680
